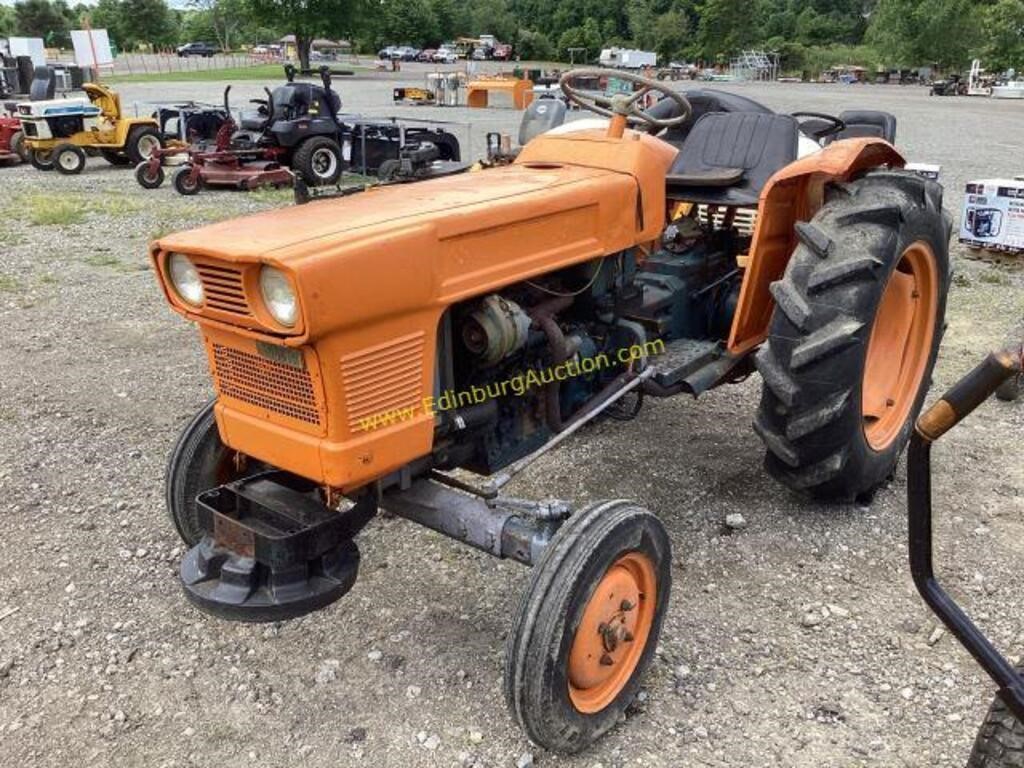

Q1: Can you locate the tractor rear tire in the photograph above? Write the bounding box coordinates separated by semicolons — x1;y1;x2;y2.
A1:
30;149;54;171
125;126;163;164
966;673;1024;767
53;143;87;175
755;170;951;502
292;136;343;186
165;400;264;546
10;131;27;162
504;500;671;753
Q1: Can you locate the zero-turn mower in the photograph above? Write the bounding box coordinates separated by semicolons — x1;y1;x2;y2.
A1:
907;343;1022;767
135;88;294;194
152;69;953;752
16;82;164;174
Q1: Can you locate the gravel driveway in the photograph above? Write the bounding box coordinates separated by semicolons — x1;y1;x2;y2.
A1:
0;77;1022;768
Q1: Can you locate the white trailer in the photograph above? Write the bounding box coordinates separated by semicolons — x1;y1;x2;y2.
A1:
599;48;657;70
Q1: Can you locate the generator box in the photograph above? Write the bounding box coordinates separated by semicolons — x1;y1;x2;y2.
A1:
959;177;1024;254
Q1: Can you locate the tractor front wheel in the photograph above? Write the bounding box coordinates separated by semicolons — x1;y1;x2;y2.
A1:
504;500;671;753
165;400;265;546
53;143;87;175
30;149;55;171
755;170;950;502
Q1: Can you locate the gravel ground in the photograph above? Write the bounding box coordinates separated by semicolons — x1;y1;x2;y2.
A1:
0;77;1022;768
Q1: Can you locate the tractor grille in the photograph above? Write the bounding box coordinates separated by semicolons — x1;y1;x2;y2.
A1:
211;343;320;425
341;332;426;432
196;263;251;317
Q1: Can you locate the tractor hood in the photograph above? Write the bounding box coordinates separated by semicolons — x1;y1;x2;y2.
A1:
153;129;677;341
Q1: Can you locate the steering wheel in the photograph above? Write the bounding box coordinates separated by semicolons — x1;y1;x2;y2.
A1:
792;111;847;141
559;68;692;134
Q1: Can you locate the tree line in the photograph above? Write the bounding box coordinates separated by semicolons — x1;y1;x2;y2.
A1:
1;0;1022;74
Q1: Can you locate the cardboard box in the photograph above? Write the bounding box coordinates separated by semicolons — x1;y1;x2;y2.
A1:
959;177;1024;254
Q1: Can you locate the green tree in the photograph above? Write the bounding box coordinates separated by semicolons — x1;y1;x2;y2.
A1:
0;5;16;36
377;0;439;46
515;27;555;60
868;0;981;69
248;0;363;69
982;0;1024;71
696;0;759;61
14;0;71;46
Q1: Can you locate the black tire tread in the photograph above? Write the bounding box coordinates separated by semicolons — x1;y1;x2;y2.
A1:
504;500;671;753
967;676;1024;767
754;169;950;500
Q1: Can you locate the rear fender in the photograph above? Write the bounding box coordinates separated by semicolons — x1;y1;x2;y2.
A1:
728;138;905;355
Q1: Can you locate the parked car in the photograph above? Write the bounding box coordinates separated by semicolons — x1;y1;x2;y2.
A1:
398;46;419;61
471;48;489;61
417;48;437;63
378;46;399;60
177;42;219;58
492;43;513;61
433;47;457;64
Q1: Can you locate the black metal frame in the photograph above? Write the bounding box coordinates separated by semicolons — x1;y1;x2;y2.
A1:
908;347;1024;719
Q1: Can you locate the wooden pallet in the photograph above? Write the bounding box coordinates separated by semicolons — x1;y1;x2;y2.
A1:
962;247;1024;268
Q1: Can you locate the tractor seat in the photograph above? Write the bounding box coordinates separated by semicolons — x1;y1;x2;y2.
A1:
30;66;56;101
240;114;266;131
827;109;897;144
666;112;799;207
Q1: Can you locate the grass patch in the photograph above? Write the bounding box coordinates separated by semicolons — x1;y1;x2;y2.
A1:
979;269;1011;286
84;252;123;268
106;62;365;84
21;194;89;226
0;273;21;292
15;192;143;227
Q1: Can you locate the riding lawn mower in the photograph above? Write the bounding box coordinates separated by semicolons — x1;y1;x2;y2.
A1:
151;69;954;752
16;81;164;173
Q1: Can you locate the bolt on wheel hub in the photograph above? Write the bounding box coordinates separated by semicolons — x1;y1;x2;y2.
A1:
568;552;656;713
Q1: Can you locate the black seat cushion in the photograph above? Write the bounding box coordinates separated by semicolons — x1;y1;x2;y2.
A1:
666;112;799;207
829;109;896;144
649;88;775;147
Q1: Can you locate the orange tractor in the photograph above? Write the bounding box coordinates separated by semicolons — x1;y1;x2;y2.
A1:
152;70;952;751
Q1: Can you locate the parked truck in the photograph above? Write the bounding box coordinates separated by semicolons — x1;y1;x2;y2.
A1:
599;47;657;69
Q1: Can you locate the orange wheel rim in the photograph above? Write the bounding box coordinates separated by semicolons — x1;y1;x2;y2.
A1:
567;552;657;714
862;242;939;451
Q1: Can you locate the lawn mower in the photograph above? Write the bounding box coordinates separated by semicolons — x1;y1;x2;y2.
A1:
135;88;293;194
230;65;461;186
16;82;164;174
907;342;1023;766
151;68;952;752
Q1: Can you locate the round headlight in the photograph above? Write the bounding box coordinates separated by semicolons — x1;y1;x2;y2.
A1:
168;253;203;306
259;266;297;327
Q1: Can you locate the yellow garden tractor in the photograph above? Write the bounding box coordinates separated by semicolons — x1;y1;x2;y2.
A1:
16;82;164;174
150;69;953;751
